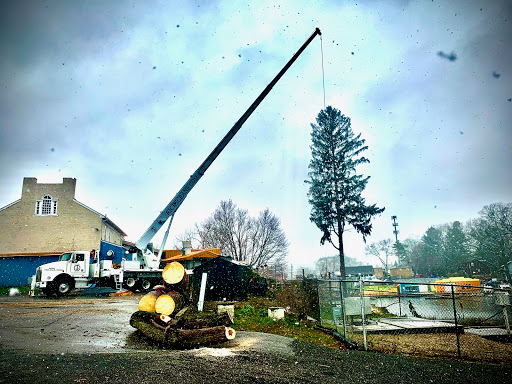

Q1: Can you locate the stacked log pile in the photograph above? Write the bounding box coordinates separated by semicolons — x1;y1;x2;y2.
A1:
130;261;236;347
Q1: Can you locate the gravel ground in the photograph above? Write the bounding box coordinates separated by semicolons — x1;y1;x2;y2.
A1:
1;336;511;384
0;293;510;383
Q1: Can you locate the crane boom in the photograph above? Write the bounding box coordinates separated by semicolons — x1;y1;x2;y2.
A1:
134;27;321;252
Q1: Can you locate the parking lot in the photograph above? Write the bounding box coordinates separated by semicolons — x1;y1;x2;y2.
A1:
0;292;510;383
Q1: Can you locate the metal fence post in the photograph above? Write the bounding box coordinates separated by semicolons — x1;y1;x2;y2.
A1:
451;285;461;358
397;284;402;317
360;276;368;351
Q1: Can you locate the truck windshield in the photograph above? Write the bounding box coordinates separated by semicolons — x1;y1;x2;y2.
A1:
59;253;72;261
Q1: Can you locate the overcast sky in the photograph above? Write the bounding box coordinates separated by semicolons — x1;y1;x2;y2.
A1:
1;0;511;269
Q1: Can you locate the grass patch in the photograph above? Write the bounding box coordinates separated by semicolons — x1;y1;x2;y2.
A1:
0;286;30;295
227;296;346;351
209;292;512;365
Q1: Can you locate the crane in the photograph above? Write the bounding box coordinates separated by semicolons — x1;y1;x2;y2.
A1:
130;28;322;267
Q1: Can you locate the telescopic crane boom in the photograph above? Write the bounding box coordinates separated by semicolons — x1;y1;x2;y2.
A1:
134;27;322;254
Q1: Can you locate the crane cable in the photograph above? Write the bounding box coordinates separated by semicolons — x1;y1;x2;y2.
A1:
320;33;326;109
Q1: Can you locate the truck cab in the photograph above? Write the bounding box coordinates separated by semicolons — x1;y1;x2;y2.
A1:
31;250;119;296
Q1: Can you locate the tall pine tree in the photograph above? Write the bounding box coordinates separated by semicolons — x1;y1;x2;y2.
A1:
307;106;384;278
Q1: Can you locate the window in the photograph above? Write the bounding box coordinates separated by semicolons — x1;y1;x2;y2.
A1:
35;195;58;216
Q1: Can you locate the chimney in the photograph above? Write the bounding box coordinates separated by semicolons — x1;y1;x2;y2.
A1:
182;240;192;256
22;178;38;196
62;178;77;198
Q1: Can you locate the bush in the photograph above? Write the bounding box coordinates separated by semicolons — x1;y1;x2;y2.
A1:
272;280;319;319
238;304;255;316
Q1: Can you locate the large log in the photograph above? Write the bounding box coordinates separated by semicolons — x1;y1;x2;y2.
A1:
138;285;169;312
176;326;236;347
154;291;185;316
162;262;188;290
176;311;234;329
129;311;236;347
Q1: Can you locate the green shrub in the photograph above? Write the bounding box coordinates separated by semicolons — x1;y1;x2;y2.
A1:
238;304;255;316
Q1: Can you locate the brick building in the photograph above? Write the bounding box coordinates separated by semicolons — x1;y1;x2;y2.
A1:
0;177;126;286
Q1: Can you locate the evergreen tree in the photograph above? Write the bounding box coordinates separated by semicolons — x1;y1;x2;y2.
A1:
416;227;445;276
307;106;384;278
444;221;469;274
393;240;408;265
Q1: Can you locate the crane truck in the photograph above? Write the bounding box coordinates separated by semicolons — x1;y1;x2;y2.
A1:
30;28;322;297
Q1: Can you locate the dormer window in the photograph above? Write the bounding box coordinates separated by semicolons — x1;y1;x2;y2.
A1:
35;195;58;216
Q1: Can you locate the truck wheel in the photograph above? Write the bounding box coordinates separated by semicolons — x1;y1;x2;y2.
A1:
140;279;152;292
124;277;137;291
54;276;74;297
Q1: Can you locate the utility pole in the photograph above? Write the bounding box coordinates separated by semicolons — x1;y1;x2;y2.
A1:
391;216;399;242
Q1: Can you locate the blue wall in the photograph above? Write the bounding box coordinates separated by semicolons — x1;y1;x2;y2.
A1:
99;241;126;264
0;242;127;287
0;255;60;287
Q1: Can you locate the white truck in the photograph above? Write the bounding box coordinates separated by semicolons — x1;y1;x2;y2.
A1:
30;28;322;297
30;248;163;296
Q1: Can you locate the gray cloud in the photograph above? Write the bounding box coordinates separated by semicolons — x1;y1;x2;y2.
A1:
1;0;511;267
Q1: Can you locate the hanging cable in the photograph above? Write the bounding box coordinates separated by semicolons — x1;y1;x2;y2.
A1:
320;33;326;109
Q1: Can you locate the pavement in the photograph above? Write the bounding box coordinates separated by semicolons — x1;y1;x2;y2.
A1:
0;292;510;383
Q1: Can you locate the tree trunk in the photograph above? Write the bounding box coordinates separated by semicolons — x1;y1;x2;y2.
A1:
162;262;188;290
338;225;346;279
175;326;236;347
176;311;233;329
155;291;185;316
129;311;236;347
138;285;169;312
139;291;161;312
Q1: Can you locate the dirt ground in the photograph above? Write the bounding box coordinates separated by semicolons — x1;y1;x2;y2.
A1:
0;293;510;384
348;332;512;365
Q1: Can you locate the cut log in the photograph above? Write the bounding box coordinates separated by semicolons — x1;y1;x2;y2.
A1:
162;262;187;290
130;311;236;347
176;311;234;329
175;326;236;347
154;291;185;316
138;286;169;312
153;285;169;295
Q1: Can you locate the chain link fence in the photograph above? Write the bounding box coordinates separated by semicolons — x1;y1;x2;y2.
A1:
317;279;512;363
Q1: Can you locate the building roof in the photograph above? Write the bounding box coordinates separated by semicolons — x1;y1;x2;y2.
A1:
193;256;250;270
0;199;20;212
0;251;62;258
345;265;375;276
161;248;221;263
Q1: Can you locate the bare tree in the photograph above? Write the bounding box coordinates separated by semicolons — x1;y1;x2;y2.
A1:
468;202;512;281
315;254;365;277
195;200;288;268
248;208;288;267
172;228;201;249
365;239;394;273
